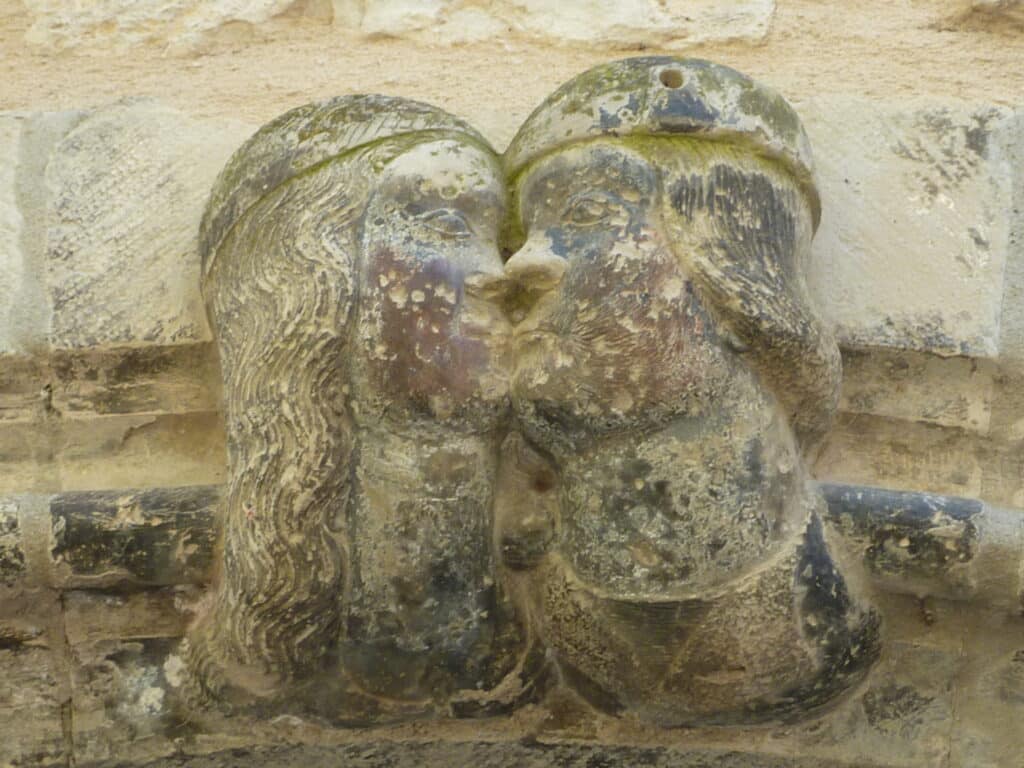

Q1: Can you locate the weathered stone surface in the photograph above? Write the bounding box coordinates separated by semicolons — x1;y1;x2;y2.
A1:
816;407;1024;508
23;0;309;54
0;489;219;589
0;102;252;359
0;117;26;357
803;100;1014;357
44;100;250;350
51;486;219;589
333;0;775;46
23;0;775;52
63;591;199;765
182;60;879;726
817;414;985;498
839;349;995;434
951;614;1024;767
64;589;198;646
0;646;68;767
2;50;1024;766
128;741;875;768
48;344;221;417
0;497;26;586
946;0;1024;31
0;410;226;495
2;345;219;425
70;637;181;765
0;110;85;357
849;640;960;765
822;483;1024;608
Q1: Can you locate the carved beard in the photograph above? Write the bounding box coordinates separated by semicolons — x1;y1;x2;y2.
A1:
498;139;877;726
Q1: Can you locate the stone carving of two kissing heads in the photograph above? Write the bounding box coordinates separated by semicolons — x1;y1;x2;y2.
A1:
187;57;880;726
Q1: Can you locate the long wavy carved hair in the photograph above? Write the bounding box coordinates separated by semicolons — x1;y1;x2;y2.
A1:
186;97;492;703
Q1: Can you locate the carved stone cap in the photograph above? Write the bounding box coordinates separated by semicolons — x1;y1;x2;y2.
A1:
198;94;493;277
503;56;821;231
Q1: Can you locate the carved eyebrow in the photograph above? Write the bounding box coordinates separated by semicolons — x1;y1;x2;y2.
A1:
565;188;629;206
521;152;654;205
397;186;505;216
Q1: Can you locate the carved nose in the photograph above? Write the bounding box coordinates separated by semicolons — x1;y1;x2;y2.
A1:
504;240;567;292
503;239;567;324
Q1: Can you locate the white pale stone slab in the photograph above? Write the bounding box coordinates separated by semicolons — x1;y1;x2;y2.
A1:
43;100;252;350
333;0;775;46
0;118;26;355
0;111;83;357
23;0;300;54
803;99;1014;357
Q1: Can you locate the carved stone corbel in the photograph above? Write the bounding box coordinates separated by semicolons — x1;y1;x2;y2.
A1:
185;58;881;726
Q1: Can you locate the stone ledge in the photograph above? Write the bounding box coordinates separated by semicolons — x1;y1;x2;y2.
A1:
1;484;1021;767
126;741;872;768
3;482;1019;608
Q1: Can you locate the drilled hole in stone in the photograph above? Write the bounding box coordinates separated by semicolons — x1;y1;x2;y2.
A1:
660;69;684;89
532;472;555;493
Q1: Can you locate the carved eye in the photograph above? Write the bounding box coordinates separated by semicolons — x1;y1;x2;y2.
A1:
565;195;617;227
417;208;472;239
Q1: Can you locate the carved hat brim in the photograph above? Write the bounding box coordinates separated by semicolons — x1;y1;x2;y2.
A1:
199;94;494;277
503;57;821;231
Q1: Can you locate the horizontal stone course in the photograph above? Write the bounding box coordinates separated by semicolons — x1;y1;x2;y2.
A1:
0;487;1020;766
4;481;1019;607
2;97;1023;513
21;0;775;54
3;97;1023;362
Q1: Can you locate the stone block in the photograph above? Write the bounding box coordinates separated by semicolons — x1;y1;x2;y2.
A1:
839;349;996;434
69;637;182;765
65;591;198;765
50;486;219;589
0;110;86;358
0;102;250;358
48;343;221;417
331;0;775;46
0;646;68;767
0;411;226;496
815;414;986;498
23;0;304;54
43;100;251;350
64;589;198;647
803;99;1014;357
0;117;26;357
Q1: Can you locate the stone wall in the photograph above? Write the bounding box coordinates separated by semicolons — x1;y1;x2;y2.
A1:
3;1;1024;766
